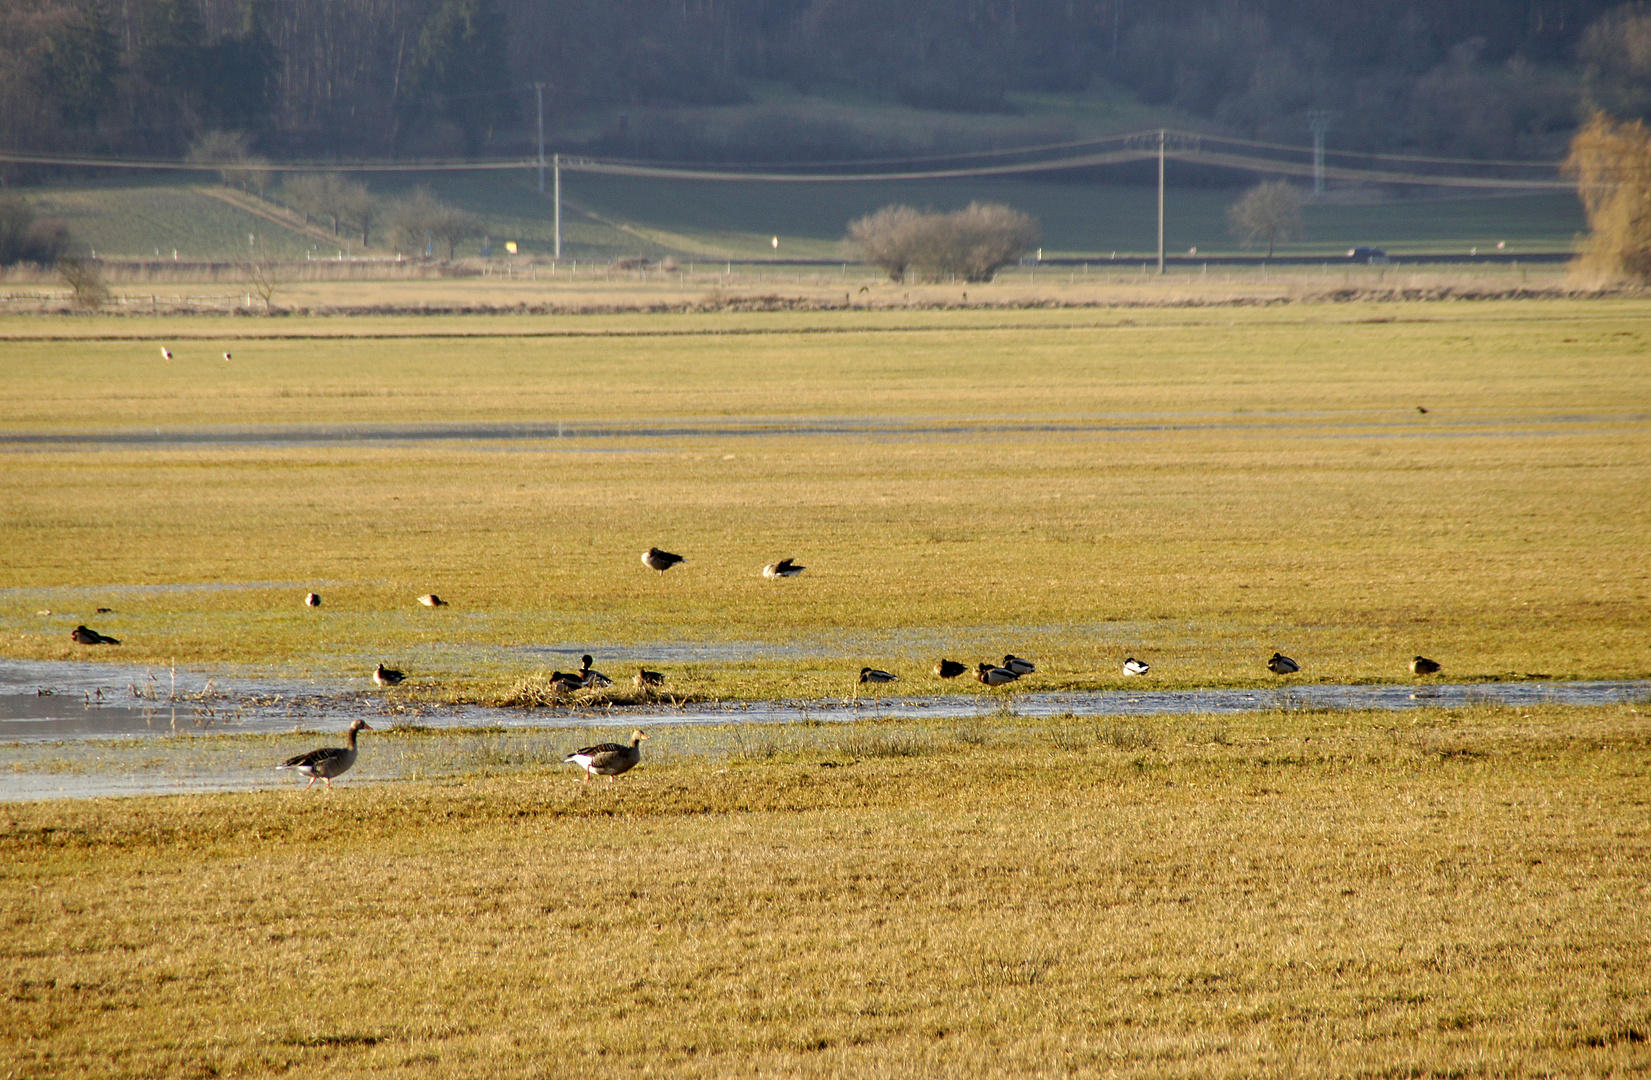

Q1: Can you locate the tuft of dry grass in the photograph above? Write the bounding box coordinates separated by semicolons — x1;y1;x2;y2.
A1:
2;703;1648;1077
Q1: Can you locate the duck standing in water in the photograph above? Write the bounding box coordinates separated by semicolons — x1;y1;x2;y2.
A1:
564;730;647;782
278;719;373;790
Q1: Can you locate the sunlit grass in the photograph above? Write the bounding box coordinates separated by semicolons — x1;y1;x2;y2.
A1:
3;702;1648;1077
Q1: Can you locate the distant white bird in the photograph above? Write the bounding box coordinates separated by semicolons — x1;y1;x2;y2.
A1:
1002;654;1036;676
304;592;321;607
160;347;172;362
763;558;806;578
975;662;1019;687
642;547;685;574
564;730;647;782
277;719;372;790
1123;657;1150;676
372;663;406;687
1267;652;1300;675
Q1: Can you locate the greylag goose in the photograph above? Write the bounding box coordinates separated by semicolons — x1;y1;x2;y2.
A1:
418;594;448;607
1267;652;1300;675
975;662;1019;687
1410;655;1442;675
278;718;372;789
304;592;321;607
578;655;613;689
372;663;407;687
1122;657;1150;676
763;558;806;578
933;659;967;679
71;625;119;645
1002;654;1036;676
642;547;685;574
634;667;665;689
564;730;647;781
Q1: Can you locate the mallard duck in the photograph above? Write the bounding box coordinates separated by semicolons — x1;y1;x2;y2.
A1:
304;592;321;607
564;730;647;781
1267;652;1300;675
70;625;119;645
975;662;1019;686
547;670;586;693
418;593;448;607
858;667;898;685
372;663;406;687
1123;657;1150;676
634;667;665;689
579;654;613;689
1410;655;1442;675
278;718;372;789
763;558;806;578
642;547;685;573
933;659;967;679
1002;654;1036;676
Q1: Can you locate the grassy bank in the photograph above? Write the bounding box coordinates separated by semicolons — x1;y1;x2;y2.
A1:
1;300;1648;699
3;702;1648;1077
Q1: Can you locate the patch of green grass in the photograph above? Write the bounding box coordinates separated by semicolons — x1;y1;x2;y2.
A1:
3;704;1648;1077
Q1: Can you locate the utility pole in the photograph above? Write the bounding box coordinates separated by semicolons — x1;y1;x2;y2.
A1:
535;83;546;194
553;153;562;261
1157;129;1165;276
1307;110;1330;199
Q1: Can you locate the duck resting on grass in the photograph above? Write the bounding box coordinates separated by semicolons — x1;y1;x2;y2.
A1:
933;659;968;679
975;662;1019;687
372;663;406;687
304;592;321;608
1267;652;1301;675
762;558;806;578
418;593;448;607
579;655;613;689
71;625;120;645
1002;654;1036;676
634;667;666;689
1123;657;1150;676
278;718;373;790
564;730;647;782
642;547;686;574
1410;655;1442;675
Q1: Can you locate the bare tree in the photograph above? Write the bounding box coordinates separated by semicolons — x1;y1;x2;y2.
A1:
385;187;482;259
849;203;1037;282
245;255;288;312
188;130;270;193
58;255;110;310
1227;180;1306;258
848;204;924;281
1563;111;1651;284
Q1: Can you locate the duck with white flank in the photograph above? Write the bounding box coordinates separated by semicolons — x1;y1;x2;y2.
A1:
762;558;806;578
642;547;686;574
579;654;613;689
933;659;967;679
975;662;1020;687
1410;655;1442;675
372;663;407;687
1123;657;1150;676
1002;654;1036;676
1267;652;1301;675
418;593;448;607
71;625;120;645
278;719;373;790
547;670;586;693
564;730;647;782
304;592;321;607
858;667;898;686
634;667;666;689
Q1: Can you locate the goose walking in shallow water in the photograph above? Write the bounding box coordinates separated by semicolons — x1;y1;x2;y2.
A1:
1122;657;1150;676
1267;652;1300;675
642;547;685;574
1410;655;1442;675
373;663;406;687
278;719;372;790
564;730;647;782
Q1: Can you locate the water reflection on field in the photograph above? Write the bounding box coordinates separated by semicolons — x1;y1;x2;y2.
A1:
3;659;1646;801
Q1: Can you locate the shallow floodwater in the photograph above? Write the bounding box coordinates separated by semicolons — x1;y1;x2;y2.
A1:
2;659;1646;802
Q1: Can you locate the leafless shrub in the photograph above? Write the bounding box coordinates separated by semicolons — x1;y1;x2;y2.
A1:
1564;111;1651;284
849;202;1038;282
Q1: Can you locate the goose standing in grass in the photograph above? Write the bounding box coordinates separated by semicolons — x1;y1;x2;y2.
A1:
642;547;685;574
1123;657;1150;676
1002;654;1036;676
634;667;665;689
71;625;119;645
418;593;448;607
975;662;1019;687
372;663;406;687
763;558;806;578
564;730;647;782
1410;655;1442;675
278;719;372;790
1267;652;1300;675
579;654;613;689
304;592;321;608
933;659;967;679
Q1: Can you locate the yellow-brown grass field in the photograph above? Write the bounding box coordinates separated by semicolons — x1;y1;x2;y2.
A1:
2;292;1649;1077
